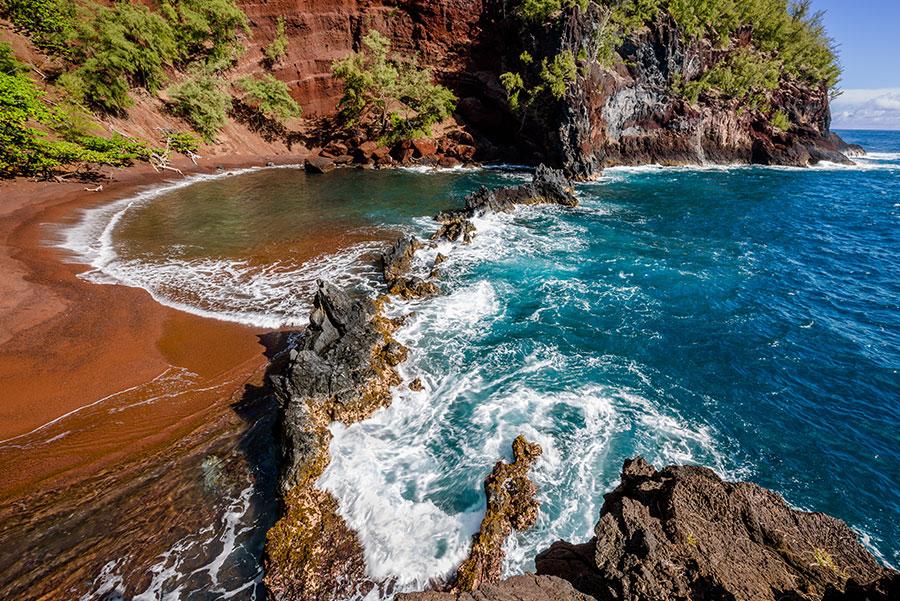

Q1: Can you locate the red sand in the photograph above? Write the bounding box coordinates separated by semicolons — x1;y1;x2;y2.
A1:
0;156;301;499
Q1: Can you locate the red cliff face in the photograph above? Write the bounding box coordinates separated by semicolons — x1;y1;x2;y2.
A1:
236;1;487;116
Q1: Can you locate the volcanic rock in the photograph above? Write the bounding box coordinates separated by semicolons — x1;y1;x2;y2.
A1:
454;435;543;592
264;280;406;600
535;458;895;601
398;575;592;601
433;165;577;243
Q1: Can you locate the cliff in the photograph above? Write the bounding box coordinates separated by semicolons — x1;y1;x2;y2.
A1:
234;0;858;177
2;1;858;177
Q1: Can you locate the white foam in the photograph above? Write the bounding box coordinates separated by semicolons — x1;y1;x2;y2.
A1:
54;165;390;329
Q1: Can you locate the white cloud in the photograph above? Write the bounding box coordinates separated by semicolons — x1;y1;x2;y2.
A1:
831;88;900;130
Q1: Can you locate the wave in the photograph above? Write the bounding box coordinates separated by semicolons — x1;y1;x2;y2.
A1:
56;165;389;329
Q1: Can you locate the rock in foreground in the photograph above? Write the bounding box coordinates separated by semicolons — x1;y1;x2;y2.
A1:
536;458;894;601
264;281;406;600
399;574;592;601
454;435;543;592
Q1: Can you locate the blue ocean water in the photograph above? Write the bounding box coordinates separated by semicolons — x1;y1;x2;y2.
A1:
67;131;899;597
321;130;900;590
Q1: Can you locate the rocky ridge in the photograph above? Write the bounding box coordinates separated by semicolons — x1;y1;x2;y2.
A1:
264;166;577;599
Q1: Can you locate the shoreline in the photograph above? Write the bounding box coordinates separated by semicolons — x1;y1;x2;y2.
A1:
0;154;302;495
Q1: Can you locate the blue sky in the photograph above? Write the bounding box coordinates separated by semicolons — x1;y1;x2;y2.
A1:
814;0;900;129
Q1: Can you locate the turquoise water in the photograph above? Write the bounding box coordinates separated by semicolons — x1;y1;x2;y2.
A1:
67;131;899;597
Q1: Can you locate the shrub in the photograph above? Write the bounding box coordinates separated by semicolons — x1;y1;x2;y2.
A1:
1;0;76;54
0;54;155;177
166;131;201;154
238;74;301;123
771;109;791;131
166;66;232;141
539;51;578;99
500;71;525;110
516;0;588;22
160;0;250;65
680;47;780;111
264;17;289;65
332;30;456;143
69;2;180;113
0;42;27;75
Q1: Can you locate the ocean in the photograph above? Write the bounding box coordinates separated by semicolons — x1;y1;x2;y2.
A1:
62;130;899;598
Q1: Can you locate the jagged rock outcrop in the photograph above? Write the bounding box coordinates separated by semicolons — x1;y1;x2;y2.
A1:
433;165;577;242
382;236;440;299
398;574;593;601
535;458;895;601
824;573;900;601
264;280;407;600
454;436;543;592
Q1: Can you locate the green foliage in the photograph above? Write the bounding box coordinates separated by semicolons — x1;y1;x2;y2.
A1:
166;65;231;141
0;42;27;75
678;47;780;110
68;2;180;114
165;131;201;154
0;53;155;177
332;30;456;144
264;17;289;65
771;108;791;131
665;0;840;88
539;51;577;99
500;71;525;110
160;0;250;65
238;74;301;123
516;0;588;23
1;0;76;54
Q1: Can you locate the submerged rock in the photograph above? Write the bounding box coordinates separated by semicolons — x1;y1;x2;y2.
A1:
454;435;543;592
536;458;894;601
264;280;405;600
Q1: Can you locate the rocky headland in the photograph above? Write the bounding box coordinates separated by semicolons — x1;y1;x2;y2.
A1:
400;458;898;601
236;1;863;178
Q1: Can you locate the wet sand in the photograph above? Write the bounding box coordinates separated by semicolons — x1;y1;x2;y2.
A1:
0;157;299;497
0;156;308;597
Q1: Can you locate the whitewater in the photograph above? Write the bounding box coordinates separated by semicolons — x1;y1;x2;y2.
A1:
64;131;899;598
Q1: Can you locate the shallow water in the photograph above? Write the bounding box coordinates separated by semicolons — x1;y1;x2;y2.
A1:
61;131;899;597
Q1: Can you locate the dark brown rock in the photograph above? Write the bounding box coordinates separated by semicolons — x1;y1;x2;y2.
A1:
454;436;543;592
536;458;895;601
304;155;336;174
397;574;592;601
409;378;425;392
382;236;422;284
264;281;406;600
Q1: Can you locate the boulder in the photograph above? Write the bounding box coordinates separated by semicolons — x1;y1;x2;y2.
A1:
381;236;422;284
535;458;895;601
304;155;336;174
413;139;439;158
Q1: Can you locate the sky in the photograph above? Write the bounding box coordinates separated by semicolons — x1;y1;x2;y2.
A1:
813;0;900;129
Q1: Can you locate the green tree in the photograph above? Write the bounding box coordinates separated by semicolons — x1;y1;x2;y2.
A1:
160;0;250;65
166;65;232;141
238;74;301;123
68;2;180;114
332;30;456;143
